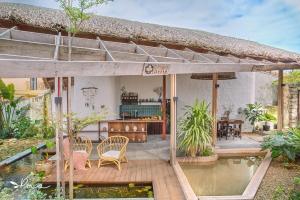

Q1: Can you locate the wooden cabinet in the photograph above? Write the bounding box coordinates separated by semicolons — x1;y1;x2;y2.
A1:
108;120;147;143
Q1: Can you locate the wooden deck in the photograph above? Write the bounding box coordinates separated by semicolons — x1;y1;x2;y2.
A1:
44;160;185;200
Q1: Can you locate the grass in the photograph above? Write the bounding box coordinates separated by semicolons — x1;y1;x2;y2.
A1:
0;138;42;162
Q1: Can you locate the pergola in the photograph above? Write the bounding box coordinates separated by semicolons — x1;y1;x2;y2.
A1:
1;23;300;199
1;26;299;162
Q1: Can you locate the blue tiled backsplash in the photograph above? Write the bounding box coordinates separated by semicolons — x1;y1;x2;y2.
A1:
120;105;161;118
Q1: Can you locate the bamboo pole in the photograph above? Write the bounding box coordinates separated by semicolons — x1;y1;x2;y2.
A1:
277;70;284;130
170;74;177;165
162;75;167;140
212;73;218;145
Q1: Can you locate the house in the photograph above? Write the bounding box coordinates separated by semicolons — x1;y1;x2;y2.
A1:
0;3;291;135
1;3;300;200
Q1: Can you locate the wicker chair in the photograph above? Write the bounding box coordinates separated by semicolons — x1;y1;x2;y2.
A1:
97;136;129;171
64;135;93;170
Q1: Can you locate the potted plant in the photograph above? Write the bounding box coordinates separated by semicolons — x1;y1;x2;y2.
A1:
33;140;55;175
243;103;265;133
178;100;213;157
261;112;277;131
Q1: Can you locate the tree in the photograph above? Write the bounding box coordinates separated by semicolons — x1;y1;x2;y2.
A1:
56;0;112;199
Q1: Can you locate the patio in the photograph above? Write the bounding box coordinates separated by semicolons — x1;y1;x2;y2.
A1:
81;134;263;161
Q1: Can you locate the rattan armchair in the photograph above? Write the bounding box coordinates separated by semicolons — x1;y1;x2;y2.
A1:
64;135;93;170
97;136;129;171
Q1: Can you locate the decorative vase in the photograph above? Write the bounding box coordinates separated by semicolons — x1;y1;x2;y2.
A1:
133;126;137;132
125;125;130;132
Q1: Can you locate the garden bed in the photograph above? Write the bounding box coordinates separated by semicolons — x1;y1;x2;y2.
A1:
0;138;42;162
254;159;300;200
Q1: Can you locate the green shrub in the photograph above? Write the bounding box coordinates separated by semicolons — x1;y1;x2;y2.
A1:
178;100;212;157
261;112;277;122
261;128;300;162
201;147;213;156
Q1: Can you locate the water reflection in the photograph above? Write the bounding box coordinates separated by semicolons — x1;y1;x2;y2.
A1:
180;157;262;196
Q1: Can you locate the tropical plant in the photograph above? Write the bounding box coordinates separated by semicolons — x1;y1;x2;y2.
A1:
273;70;300;85
243;103;265;131
64;112;107;137
178;100;213;157
261;128;300;162
0;79;26;138
289;128;300;156
261;112;277;123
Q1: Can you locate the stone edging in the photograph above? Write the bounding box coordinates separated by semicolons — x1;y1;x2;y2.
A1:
176;154;218;164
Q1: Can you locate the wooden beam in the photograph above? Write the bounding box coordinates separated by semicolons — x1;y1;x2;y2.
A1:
212;73;218;145
97;37;115;61
0;26;17;38
130;41;157;62
0;59;299;78
277;70;284;130
0;54;51;60
170;74;177;165
0;39;55;59
160;44;189;63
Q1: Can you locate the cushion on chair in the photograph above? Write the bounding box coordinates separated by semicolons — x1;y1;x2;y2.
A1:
102;150;120;159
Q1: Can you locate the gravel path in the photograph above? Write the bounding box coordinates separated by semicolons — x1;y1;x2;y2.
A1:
254;159;300;200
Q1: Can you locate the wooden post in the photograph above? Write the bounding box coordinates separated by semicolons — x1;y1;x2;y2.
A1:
277;70;284;130
162;75;167;140
67;77;74;200
54;77;61;194
170;74;177;165
58;77;65;197
212;73;218;145
54;77;65;196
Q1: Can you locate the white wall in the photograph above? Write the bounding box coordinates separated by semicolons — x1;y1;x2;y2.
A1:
176;72;276;131
118;75;170;101
72;76;119;119
51;72;276;133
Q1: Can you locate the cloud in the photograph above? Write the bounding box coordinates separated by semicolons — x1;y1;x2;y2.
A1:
2;0;300;53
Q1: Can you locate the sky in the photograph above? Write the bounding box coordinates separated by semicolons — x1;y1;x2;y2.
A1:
2;0;300;53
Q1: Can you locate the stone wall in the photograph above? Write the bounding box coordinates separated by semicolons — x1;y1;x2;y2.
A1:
287;84;300;127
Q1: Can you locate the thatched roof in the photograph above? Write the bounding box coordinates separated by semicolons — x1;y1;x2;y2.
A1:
0;2;300;63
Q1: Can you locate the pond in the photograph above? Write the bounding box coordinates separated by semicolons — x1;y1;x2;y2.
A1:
180;156;262;196
43;183;154;199
0;150;43;187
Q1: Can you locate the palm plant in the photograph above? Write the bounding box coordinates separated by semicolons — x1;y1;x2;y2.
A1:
178;100;213;157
